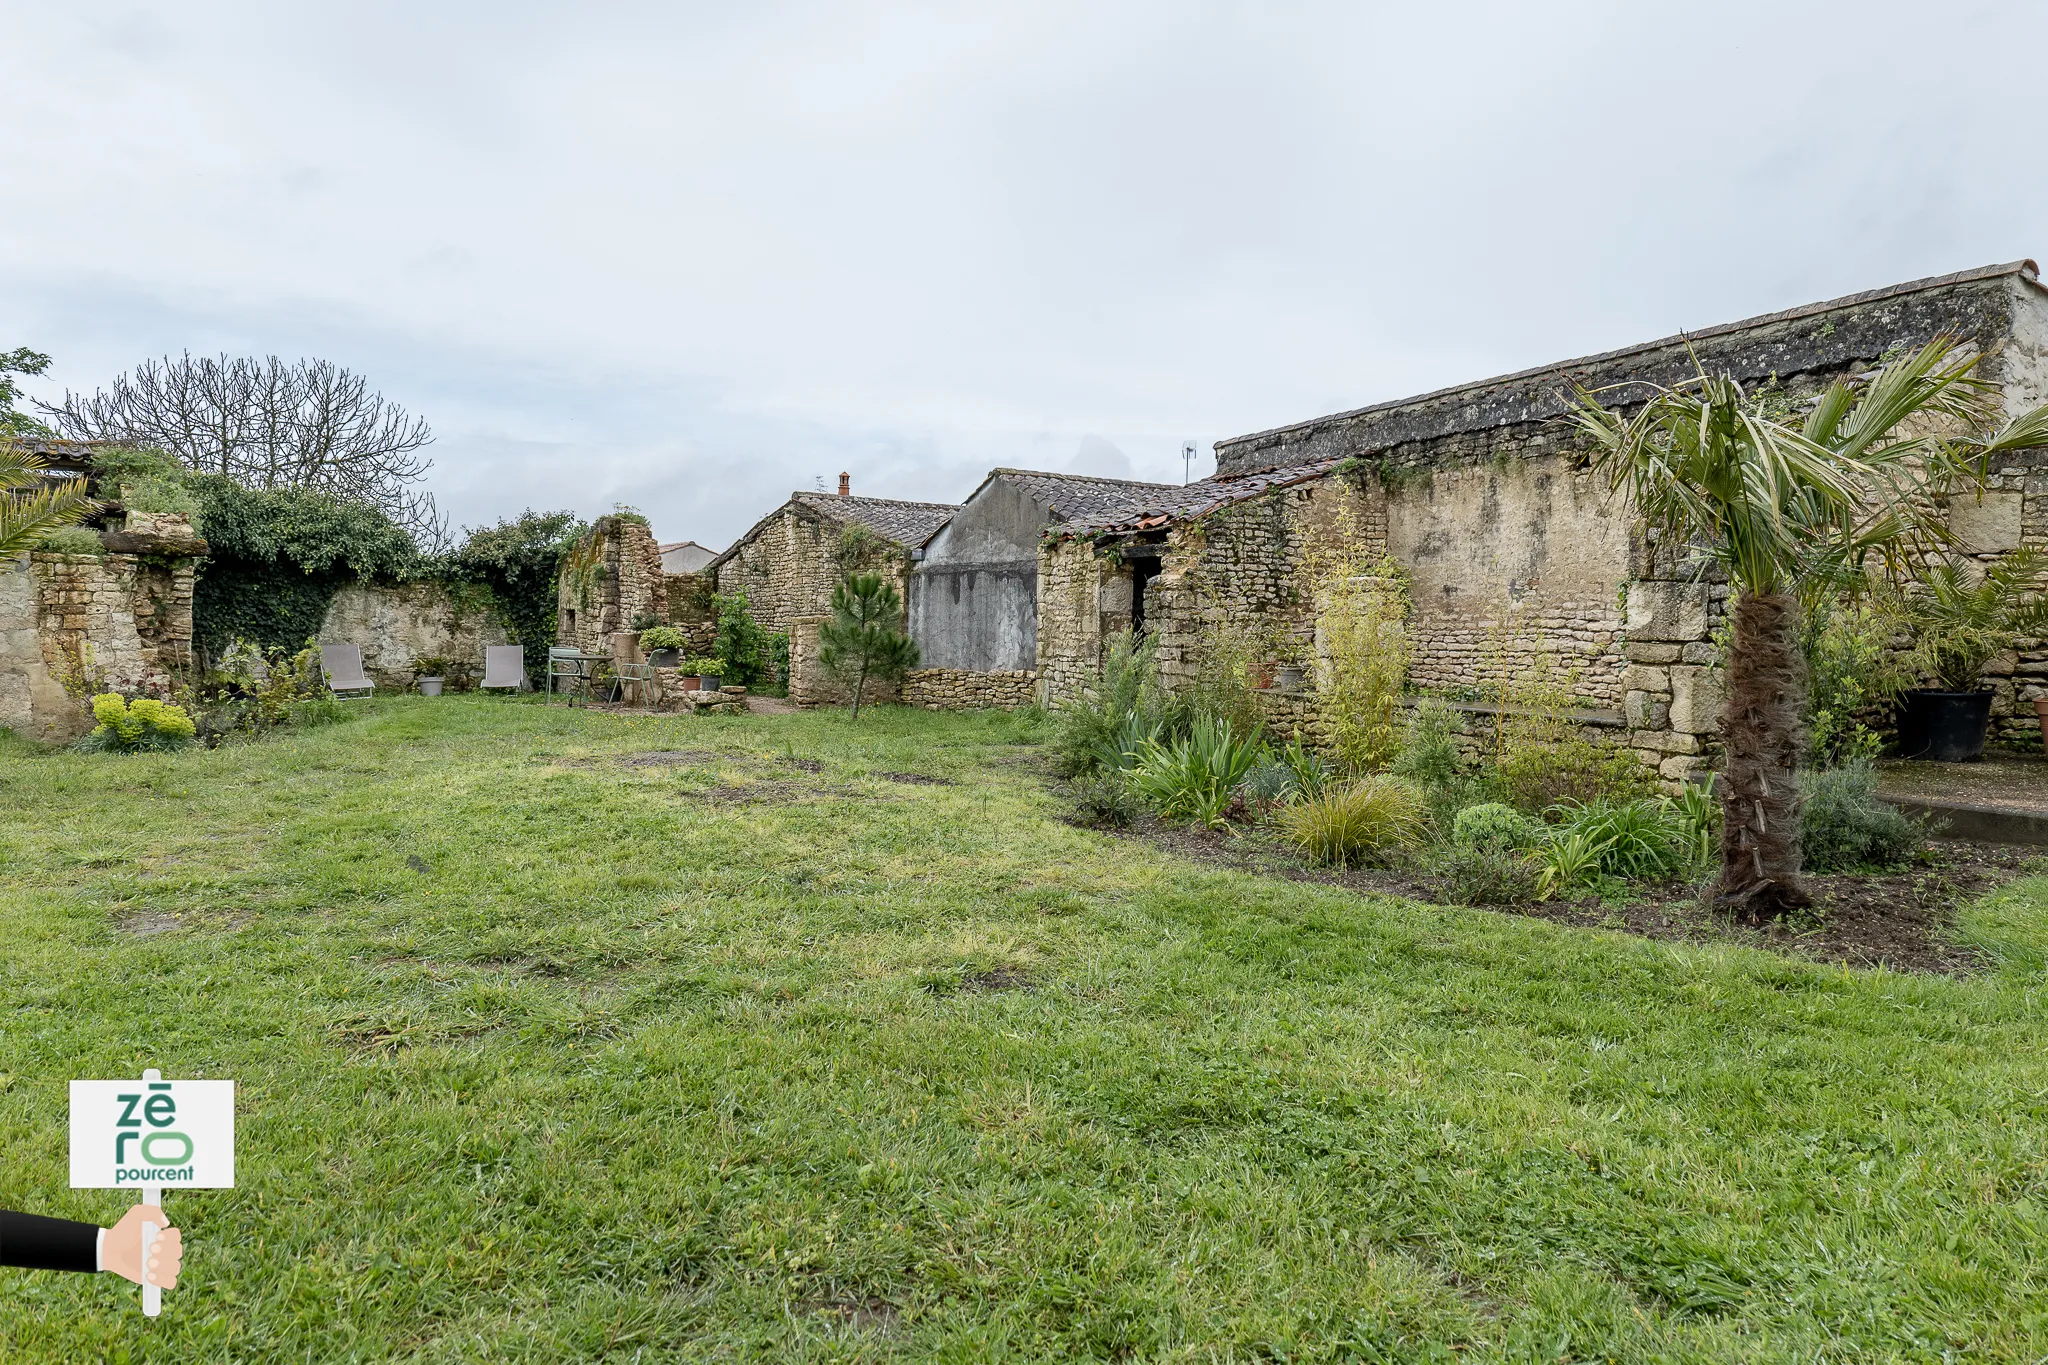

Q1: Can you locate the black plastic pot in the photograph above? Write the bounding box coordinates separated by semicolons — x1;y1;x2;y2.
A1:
1895;689;1993;762
699;673;722;692
648;649;680;668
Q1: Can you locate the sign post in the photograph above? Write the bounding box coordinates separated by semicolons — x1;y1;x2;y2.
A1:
70;1068;235;1316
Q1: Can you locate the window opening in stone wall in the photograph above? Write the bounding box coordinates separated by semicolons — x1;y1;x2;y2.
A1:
1131;555;1157;638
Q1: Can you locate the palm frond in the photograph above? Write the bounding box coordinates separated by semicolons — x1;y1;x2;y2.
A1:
0;437;101;559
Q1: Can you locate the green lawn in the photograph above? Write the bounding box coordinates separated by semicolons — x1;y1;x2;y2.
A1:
5;699;2048;1362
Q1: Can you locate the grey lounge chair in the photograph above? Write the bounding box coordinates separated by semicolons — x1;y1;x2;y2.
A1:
480;645;527;693
320;644;375;700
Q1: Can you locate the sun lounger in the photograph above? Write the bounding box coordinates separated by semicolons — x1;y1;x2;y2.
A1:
320;644;375;700
480;645;527;693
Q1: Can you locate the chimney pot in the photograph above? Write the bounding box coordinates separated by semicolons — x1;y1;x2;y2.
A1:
838;472;851;497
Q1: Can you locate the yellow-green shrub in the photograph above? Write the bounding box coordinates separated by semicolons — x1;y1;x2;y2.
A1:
1277;776;1424;868
81;694;197;752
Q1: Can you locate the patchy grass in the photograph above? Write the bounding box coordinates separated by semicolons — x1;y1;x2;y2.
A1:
2;697;2048;1360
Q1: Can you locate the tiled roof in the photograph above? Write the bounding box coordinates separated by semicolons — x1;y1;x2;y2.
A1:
1059;457;1348;538
708;491;961;570
793;492;958;546
984;468;1177;521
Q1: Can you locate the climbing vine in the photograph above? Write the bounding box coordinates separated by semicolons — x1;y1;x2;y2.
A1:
444;510;588;678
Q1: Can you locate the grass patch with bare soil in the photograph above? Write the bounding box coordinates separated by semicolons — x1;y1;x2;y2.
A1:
5;699;2048;1359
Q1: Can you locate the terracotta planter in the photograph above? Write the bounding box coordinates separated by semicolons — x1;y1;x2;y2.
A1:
678;675;701;692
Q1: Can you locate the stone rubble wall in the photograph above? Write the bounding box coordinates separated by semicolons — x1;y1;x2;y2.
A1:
786;613;903;708
318;581;510;691
0;537;200;743
901;667;1037;710
557;515;668;656
662;570;719;653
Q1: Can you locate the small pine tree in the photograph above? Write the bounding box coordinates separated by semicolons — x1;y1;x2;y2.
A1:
818;573;918;719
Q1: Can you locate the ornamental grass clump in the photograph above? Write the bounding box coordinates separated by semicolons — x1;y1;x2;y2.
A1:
1277;776;1424;868
78;694;197;753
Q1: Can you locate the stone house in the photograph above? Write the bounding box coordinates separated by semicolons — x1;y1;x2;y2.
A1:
1039;259;2048;778
659;540;718;574
708;475;959;634
900;468;1173;709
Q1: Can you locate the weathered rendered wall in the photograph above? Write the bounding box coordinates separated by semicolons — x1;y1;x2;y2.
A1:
1388;461;1632;705
319;582;510;690
908;566;1037;671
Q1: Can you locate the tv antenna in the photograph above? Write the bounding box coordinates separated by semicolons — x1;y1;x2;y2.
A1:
1182;441;1197;484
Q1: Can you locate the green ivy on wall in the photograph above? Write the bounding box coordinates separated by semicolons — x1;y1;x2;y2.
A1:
445;510;588;679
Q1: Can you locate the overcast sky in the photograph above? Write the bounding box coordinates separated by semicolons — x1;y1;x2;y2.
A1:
5;2;2043;548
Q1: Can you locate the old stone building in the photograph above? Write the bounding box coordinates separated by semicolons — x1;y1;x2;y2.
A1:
902;468;1171;709
1040;259;2048;776
709;476;958;634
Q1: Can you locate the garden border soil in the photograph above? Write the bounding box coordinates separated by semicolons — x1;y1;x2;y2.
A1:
1094;812;2041;976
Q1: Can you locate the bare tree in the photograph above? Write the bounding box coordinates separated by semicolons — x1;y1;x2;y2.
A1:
43;353;446;548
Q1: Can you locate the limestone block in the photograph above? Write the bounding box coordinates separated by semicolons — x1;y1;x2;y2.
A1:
1679;642;1720;665
1659;754;1712;784
1625;581;1710;642
1668;664;1725;736
1622;664;1671;695
1952;491;2023;552
1624;691;1669;729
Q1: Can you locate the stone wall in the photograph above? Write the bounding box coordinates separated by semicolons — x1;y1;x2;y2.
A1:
1035;540;1121;704
787;614;903;708
0;538;200;743
319;581;511;690
663;570;718;653
557;515;668;655
901;667;1037;710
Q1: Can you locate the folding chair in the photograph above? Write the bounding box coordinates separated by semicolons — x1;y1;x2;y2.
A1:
481;645;528;693
611;660;656;707
320;644;375;700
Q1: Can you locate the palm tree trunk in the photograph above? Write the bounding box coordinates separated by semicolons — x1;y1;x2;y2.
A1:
1718;589;1810;921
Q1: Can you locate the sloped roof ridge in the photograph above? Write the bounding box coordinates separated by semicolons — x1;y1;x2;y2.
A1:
988;467;1177;488
1219;258;2042;452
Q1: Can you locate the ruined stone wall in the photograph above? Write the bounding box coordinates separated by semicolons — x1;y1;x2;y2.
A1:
714;508;906;635
902;667;1037;710
1035;540;1122;704
787;613;903;708
319;581;510;690
557;515;668;655
0;543;199;743
662;570;719;653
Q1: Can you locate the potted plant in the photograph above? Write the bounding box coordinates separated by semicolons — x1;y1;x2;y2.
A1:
414;655;449;697
1894;549;2048;761
684;655;723;691
638;625;687;669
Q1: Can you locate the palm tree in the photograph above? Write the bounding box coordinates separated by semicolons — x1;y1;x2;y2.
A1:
1571;336;2048;920
0;437;99;560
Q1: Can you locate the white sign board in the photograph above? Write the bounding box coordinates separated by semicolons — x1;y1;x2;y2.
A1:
69;1077;235;1190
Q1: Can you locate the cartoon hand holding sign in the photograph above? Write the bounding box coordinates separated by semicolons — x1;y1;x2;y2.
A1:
65;1068;233;1316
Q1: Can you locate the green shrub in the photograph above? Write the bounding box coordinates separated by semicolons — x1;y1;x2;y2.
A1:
1670;783;1719;873
713;590;779;690
1277;776;1424;868
1070;772;1140;828
1801;759;1926;871
1432;844;1539;905
123;473;203;521
1498;737;1651;815
1050;630;1169;777
1550;797;1691;881
1452;802;1540;852
1236;758;1298;815
1279;737;1334;801
638;625;687;653
1128;716;1266;827
34;525;103;555
77;693;197;752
